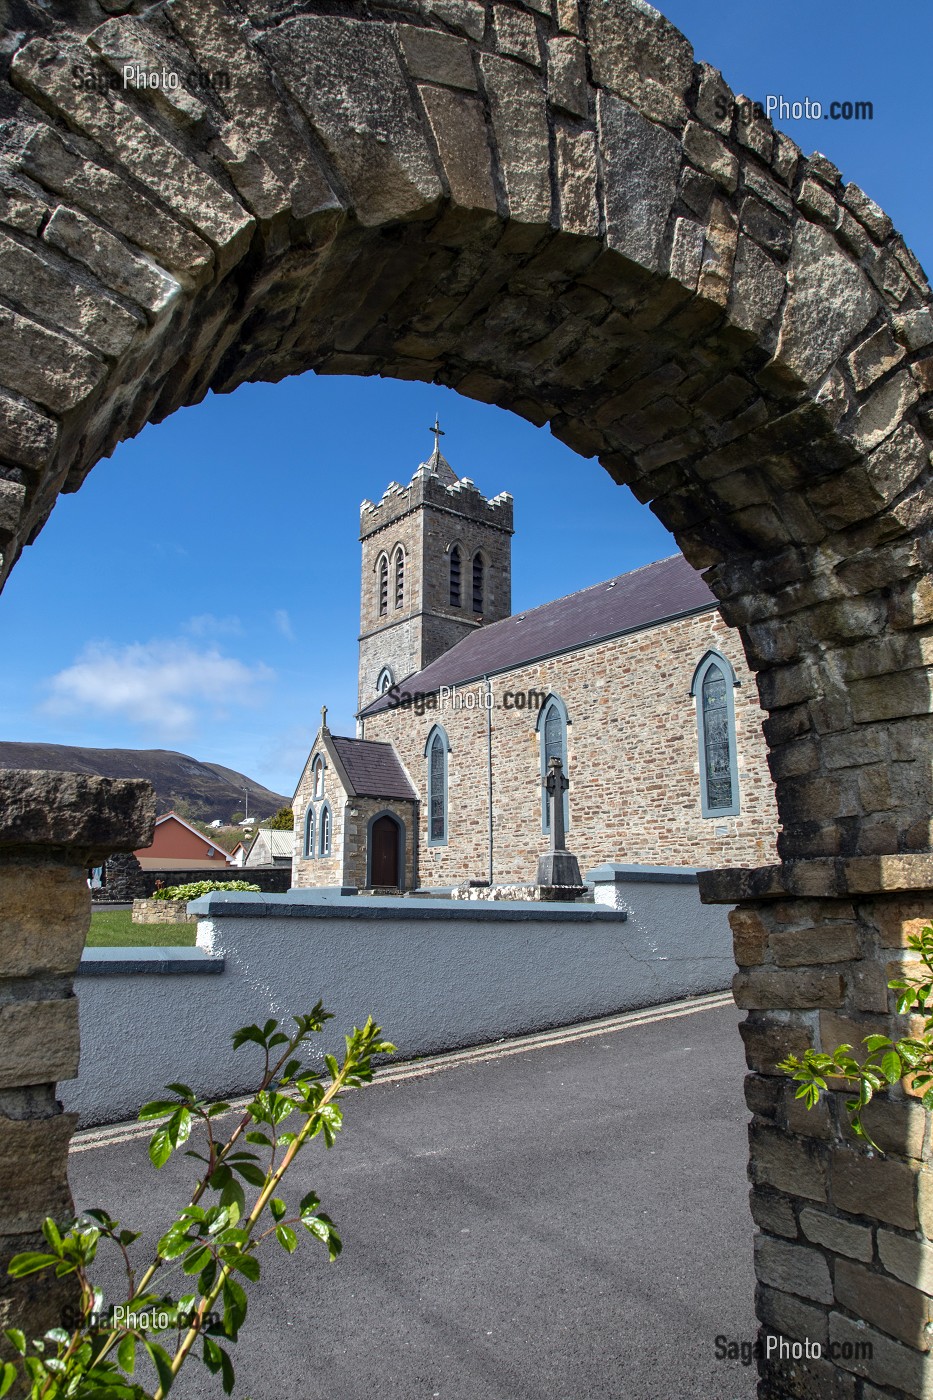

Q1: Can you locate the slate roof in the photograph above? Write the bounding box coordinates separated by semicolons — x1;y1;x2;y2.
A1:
361;553;716;716
330;737;417;800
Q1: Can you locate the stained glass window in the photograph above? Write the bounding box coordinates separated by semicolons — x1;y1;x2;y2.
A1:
539;697;569;833
304;807;314;858
319;804;331;856
692;652;740;818
429;731;447;842
702;664;733;811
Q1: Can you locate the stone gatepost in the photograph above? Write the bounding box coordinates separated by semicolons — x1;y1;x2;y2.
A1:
701;857;933;1400
0;770;154;1344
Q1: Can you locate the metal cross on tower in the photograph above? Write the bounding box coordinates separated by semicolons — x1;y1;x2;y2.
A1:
429;417;445;452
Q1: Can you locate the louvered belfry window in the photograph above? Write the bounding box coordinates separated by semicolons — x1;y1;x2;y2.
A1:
449;546;461;607
472;554;484;613
394;548;404;608
701;664;733;811
378;556;388;616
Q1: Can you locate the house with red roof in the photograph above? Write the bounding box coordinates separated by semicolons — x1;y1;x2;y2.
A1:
134;812;236;871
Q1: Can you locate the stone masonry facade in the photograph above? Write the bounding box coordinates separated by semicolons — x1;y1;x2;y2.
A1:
363;606;778;884
358;464;513;706
292;737;417;891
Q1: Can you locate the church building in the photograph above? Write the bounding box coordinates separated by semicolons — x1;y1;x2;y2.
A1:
292;431;779;891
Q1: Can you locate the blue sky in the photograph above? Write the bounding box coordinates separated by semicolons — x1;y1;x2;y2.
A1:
1;0;929;798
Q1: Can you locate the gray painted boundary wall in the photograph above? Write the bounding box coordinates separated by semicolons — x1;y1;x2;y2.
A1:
62;876;734;1126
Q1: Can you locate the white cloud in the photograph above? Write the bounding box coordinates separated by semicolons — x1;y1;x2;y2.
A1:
273;609;295;641
43;640;274;738
184;613;243;637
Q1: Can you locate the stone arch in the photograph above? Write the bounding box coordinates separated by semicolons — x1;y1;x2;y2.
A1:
0;4;927;863
1;3;932;1391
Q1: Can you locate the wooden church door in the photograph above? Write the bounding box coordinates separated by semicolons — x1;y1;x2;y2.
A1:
370;815;400;888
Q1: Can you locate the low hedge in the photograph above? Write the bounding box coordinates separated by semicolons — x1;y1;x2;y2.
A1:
151;880;261;901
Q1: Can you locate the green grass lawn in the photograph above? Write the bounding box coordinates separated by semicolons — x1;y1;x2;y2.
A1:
87;907;196;948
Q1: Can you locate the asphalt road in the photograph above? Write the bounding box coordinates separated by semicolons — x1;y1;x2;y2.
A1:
68;996;758;1400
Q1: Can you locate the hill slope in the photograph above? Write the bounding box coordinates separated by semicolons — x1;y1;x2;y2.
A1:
0;742;289;823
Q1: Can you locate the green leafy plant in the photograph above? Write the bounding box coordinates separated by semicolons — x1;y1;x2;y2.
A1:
3;1006;394;1399
779;923;933;1149
150;881;260;902
259;807;293;831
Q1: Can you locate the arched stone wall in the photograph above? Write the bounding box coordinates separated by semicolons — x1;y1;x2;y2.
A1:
0;2;931;1394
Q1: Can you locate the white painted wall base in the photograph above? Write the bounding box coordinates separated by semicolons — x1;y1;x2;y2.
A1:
63;882;734;1126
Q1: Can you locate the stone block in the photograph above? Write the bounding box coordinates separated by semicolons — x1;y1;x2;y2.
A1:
842;183;892;243
399;26;477;90
775;222;878;385
667;216;704;292
869;900;933;950
740;1014;814;1075
0;859;90;978
0;1112;76;1233
734;96;772;162
879;1229;933;1291
729;907;767;966
850;371;919;453
747;1072;783;1119
262;17;442;226
0;388;57;472
419;87;497;212
17;126;213;281
0;771;155;853
847;326;906;392
11;40;254;270
479;55;550;223
831;1148;918;1231
43;207;180;319
587;0;694;129
694;64;732;134
425;0;486;40
755;1234;833;1304
770;922;860;967
556;127;599;237
597;92;680;272
683;121;738;193
799;1207;873;1262
734;968;845;1011
547;36;588;117
893;309;933;351
696;196;737;307
740;195;792;258
836;1257;932;1348
728;235;784;337
0;306;105;416
829;1311;932;1395
494;8;541;67
757;1283;828;1347
556;0;580;34
750;1125;828;1202
797;177;840;228
0;481;25;540
751;1188;799;1239
0;999;79;1089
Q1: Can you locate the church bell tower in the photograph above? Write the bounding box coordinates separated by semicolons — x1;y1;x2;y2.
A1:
358;422;513;710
